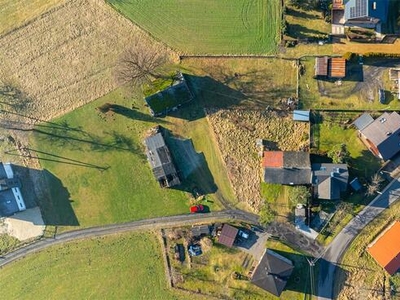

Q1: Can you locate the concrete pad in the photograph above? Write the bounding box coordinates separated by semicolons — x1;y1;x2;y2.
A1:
4;207;45;241
295;223;318;240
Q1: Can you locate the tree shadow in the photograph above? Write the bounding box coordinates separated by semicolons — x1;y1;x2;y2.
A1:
287;24;328;40
286;6;320;20
162;129;217;195
98;103;170;124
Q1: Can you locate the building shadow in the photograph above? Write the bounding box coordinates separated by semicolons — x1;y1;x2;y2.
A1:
39;169;79;226
162;129;217;196
0;165;79;226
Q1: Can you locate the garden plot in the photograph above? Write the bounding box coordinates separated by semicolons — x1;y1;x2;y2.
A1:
207;109;309;211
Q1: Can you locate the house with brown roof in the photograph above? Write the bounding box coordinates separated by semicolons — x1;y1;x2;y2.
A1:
367;220;400;275
314;57;346;78
262;151;311;185
251;249;294;297
353;112;400;161
217;224;238;248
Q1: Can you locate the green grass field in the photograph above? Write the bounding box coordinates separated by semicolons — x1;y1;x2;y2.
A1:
0;0;62;36
30;86;193;229
107;0;282;54
0;231;206;300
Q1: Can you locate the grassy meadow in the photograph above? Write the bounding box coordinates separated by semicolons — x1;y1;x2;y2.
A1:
0;231;207;300
30;86;192;229
107;0;282;54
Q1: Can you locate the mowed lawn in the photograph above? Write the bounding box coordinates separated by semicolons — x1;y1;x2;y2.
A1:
30;87;190;229
107;0;282;54
0;0;63;35
0;232;205;300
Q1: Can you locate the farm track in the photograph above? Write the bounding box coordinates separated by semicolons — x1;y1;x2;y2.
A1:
0;210;259;268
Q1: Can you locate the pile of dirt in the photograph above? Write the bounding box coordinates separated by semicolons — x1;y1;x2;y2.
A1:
0;0;177;123
207;108;309;211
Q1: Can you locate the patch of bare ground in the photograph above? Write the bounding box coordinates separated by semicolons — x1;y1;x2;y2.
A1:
0;0;177;123
206;108;309;211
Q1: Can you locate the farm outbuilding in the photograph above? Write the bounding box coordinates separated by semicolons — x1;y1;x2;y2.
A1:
293;110;310;122
329;58;346;78
315;57;329;77
144;131;180;188
218;224;238;248
367;220;400;275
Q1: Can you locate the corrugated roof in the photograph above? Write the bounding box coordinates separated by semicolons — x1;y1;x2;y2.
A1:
367;221;400;275
329;58;346;78
293;110;310;122
315;57;329;76
218;224;238;248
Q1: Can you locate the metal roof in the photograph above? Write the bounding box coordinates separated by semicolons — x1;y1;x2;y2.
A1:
293;110;310;122
329;58;346;78
218;224;238;248
353;113;374;131
315;57;329;76
368;221;400;275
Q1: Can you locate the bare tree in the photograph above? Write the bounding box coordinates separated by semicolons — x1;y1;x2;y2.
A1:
366;173;384;196
115;40;167;86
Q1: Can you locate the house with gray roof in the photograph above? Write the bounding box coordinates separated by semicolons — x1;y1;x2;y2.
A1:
144;132;180;187
262;151;311;185
312;163;349;200
354;112;400;161
331;0;389;35
251;249;294;297
0;163;26;217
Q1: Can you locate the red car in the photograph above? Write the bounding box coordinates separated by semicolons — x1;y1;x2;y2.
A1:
190;204;204;213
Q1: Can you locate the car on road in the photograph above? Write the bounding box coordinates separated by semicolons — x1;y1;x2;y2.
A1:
190;204;204;213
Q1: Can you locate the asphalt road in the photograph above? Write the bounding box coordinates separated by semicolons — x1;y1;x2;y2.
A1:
0;209;259;268
317;177;400;300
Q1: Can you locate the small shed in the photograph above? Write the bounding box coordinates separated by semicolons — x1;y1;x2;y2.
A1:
218;224;238;248
329;58;346;78
350;178;362;191
293;110;310;122
315;57;329;77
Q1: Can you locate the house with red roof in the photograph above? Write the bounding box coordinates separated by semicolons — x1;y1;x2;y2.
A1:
367;220;400;275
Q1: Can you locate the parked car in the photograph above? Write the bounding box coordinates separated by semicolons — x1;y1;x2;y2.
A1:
188;244;202;256
190;204;204;213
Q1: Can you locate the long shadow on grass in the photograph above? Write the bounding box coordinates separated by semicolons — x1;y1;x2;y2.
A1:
98;104;170;124
163;129;217;195
1;165;79;226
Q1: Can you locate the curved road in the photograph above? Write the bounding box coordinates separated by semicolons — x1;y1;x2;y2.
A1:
0;209;259;268
317;176;400;300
